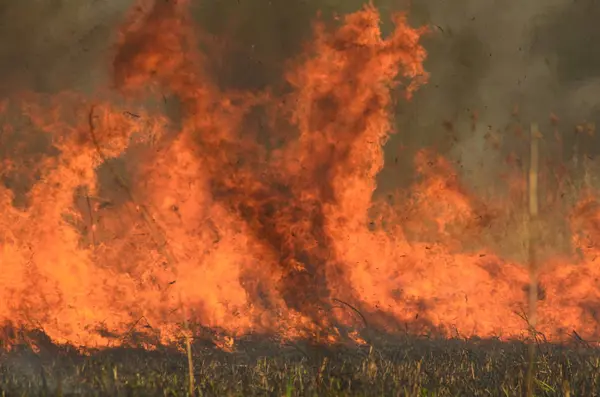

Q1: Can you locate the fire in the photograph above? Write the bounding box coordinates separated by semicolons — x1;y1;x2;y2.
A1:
0;0;599;351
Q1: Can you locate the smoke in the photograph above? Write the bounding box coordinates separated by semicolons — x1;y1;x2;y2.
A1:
0;0;135;94
381;0;600;191
4;0;597;147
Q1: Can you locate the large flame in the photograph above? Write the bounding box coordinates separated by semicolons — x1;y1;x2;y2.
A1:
1;0;599;350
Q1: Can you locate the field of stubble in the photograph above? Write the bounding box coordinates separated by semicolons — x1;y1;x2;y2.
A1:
1;331;599;397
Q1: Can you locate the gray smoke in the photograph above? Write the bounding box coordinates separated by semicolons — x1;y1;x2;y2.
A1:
1;0;599;193
382;0;600;193
0;0;134;94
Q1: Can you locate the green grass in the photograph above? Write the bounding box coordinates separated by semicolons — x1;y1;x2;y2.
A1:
1;331;599;396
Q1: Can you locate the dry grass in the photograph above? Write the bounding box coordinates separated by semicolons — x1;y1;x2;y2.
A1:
1;331;600;396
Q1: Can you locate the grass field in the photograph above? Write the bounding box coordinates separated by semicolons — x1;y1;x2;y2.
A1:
1;331;599;396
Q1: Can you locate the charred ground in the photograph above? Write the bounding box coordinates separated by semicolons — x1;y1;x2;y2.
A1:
2;332;600;396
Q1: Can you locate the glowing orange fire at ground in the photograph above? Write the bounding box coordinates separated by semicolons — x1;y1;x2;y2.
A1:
1;0;599;350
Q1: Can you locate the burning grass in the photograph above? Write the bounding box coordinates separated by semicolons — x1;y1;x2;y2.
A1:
1;332;600;396
3;1;600;396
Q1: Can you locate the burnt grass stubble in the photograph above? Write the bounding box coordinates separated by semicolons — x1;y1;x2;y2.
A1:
1;327;600;397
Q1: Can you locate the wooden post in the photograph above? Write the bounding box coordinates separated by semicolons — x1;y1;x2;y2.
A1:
526;122;540;397
528;123;540;327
